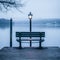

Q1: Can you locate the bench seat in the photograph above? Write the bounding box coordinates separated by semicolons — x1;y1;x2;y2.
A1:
16;32;45;48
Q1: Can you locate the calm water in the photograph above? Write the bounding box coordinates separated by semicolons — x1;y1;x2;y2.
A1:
0;23;60;49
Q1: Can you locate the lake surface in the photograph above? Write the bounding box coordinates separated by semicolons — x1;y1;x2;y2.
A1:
0;23;60;49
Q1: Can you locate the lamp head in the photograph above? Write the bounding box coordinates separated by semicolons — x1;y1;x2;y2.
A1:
28;12;33;19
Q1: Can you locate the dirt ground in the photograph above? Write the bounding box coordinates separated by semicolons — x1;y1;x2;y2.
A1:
0;47;60;60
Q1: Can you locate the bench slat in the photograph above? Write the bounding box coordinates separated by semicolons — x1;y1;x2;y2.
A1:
16;39;44;42
16;32;45;37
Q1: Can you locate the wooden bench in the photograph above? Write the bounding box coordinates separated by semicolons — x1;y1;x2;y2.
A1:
16;32;45;48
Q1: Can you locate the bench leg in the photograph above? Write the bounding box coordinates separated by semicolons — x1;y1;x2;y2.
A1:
30;40;31;47
39;38;42;49
19;37;22;49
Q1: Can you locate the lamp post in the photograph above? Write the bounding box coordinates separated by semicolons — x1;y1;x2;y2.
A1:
28;12;33;47
10;18;12;47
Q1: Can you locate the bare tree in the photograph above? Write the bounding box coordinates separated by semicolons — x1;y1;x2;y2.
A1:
0;0;23;11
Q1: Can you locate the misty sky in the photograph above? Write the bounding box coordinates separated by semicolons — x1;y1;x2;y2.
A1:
0;0;60;21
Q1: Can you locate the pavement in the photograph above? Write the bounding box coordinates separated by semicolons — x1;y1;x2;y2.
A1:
0;47;60;60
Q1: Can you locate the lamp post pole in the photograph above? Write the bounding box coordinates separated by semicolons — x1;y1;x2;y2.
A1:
30;18;31;47
30;18;31;34
28;12;33;47
10;18;12;47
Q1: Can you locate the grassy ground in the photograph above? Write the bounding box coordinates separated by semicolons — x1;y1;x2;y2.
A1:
0;47;60;60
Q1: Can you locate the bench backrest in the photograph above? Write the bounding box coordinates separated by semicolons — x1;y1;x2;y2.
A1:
16;32;45;37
